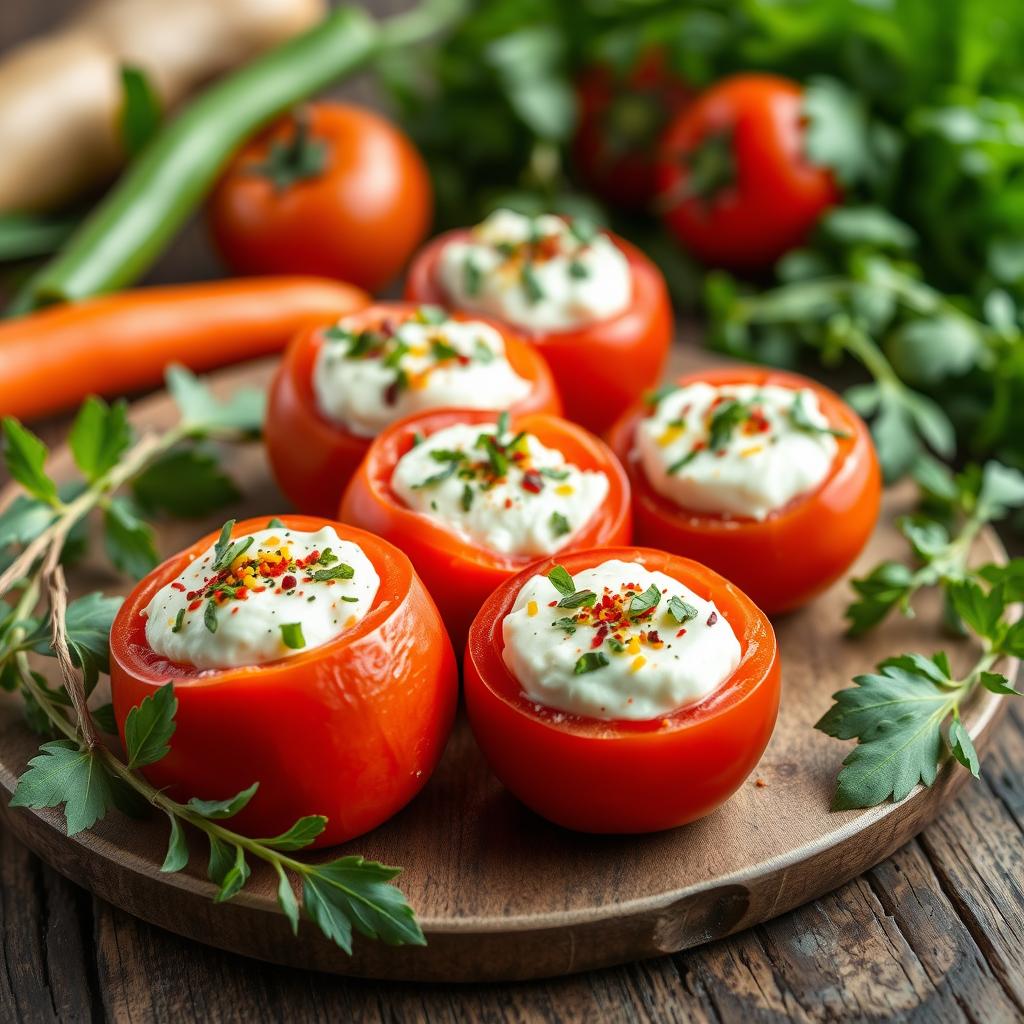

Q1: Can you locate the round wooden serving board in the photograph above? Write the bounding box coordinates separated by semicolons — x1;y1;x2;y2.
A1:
0;352;1014;983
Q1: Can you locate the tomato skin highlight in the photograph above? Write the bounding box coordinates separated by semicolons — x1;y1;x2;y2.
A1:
573;51;693;211
607;366;881;615
464;545;780;833
404;229;673;434
339;408;632;654
110;515;458;849
207;102;433;293
264;302;562;517
656;74;840;270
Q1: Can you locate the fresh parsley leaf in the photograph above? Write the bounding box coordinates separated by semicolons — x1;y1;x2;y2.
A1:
257;815;328;851
845;561;916;636
280;622;306;649
132;447;240;517
103;496;158;579
976;461;1024;521
947;579;1005;642
11;740;121;835
558;589;597;609
947;718;979;777
161;812;190;873
31;592;121;693
628;584;661;618
166;365;265;436
574;652;609;674
0;495;56;548
667;596;699;624
979;671;1021;695
2;417;59;506
212;842;250;903
549;511;570;536
275;863;300;935
187;782;260;820
708;398;751;452
479;433;508;477
124;682;177;769
302;856;424;953
546;564;574;596
69;396;132;482
91;702;118;734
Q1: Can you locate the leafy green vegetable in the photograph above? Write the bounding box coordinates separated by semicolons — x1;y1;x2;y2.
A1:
69;397;132;483
2;418;59;506
124;683;177;769
103;497;158;580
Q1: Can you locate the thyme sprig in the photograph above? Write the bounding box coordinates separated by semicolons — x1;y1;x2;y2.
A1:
0;367;423;954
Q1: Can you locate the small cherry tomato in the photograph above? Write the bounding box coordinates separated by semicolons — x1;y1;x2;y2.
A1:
465;545;780;833
110;516;458;848
405;229;672;433
340;407;632;652
265;302;562;517
607;367;881;614
655;74;839;270
573;50;693;211
207;102;433;292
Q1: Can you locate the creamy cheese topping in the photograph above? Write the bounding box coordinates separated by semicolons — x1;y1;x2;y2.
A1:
144;524;379;670
391;418;609;558
437;208;632;331
502;559;741;721
312;306;532;438
636;382;842;521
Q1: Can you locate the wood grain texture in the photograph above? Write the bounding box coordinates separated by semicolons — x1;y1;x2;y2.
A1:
0;354;1016;986
2;1;1024;1018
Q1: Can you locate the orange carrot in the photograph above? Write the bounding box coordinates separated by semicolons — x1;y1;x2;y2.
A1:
0;276;368;421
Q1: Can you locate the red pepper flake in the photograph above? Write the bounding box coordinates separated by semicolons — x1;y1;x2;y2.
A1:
706;611;718;626
187;599;202;611
383;378;403;406
591;625;608;649
236;587;248;601
647;630;662;645
504;497;514;509
457;354;471;366
521;470;544;494
548;600;558;607
171;581;186;592
676;627;687;637
231;607;239;615
282;574;297;591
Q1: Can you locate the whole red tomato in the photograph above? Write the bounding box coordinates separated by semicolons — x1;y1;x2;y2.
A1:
655;74;839;270
573;50;692;211
207;102;433;292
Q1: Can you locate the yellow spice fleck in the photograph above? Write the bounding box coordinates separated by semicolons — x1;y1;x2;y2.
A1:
740;445;764;458
658;425;684;447
555;484;574;496
627;636;641;655
527;600;539;617
631;655;647;673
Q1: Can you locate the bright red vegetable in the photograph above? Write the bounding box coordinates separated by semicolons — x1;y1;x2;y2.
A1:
607;366;881;614
265;302;562;517
404;228;673;433
464;545;780;833
339;407;631;652
655;74;840;270
207;102;432;292
0;276;368;421
110;514;458;848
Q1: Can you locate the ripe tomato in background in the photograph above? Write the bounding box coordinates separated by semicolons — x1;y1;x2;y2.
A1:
655;74;839;270
207;102;432;292
572;50;693;211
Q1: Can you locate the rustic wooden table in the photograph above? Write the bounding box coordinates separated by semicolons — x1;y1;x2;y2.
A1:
3;3;1024;1021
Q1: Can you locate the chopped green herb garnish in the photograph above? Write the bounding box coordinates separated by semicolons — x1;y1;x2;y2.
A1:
319;547;338;565
669;449;700;474
558;589;597;610
708;398;754;452
645;384;681;408
464;258;482;296
171;608;185;633
461;483;474;511
628;584;662;618
430;337;459;362
551;616;577;634
311;563;355;582
568;259;589;280
203;600;218;634
538;466;570;480
280;622;306;649
411;431;425;446
473;339;495;363
521;263;545;304
668;595;699;624
549;511;571;537
414;460;460;488
496;411;510;437
788;391;851;439
416;305;447;325
341;595;359;603
574;651;609;674
547;565;575;597
266;517;285;529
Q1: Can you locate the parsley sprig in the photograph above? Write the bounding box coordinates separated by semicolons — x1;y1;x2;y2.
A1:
817;456;1024;808
0;369;423;955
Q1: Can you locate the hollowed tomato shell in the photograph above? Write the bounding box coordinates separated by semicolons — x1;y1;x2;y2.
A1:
404;230;673;434
109;515;458;849
339;407;632;654
606;366;881;615
265;303;562;517
464;545;780;833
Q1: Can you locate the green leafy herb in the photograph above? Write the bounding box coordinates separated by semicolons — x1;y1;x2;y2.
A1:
549;511;570;536
547;564;575;597
521;262;545;304
461;484;474;511
119;65;162;157
103;497;158;580
627;584;661;619
172;608;185;633
551;616;577;634
708;399;752;452
574;652;609;674
464;258;483;296
2;418;59;506
787;391;850;439
69;397;132;483
667;596;699;624
203;600;218;634
558;589;597;610
124;683;177;770
311;563;355;582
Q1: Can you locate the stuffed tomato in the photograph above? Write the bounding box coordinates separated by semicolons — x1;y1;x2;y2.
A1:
464;547;780;833
607;366;881;614
265;302;561;516
339;408;631;652
404;209;672;433
110;515;457;848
